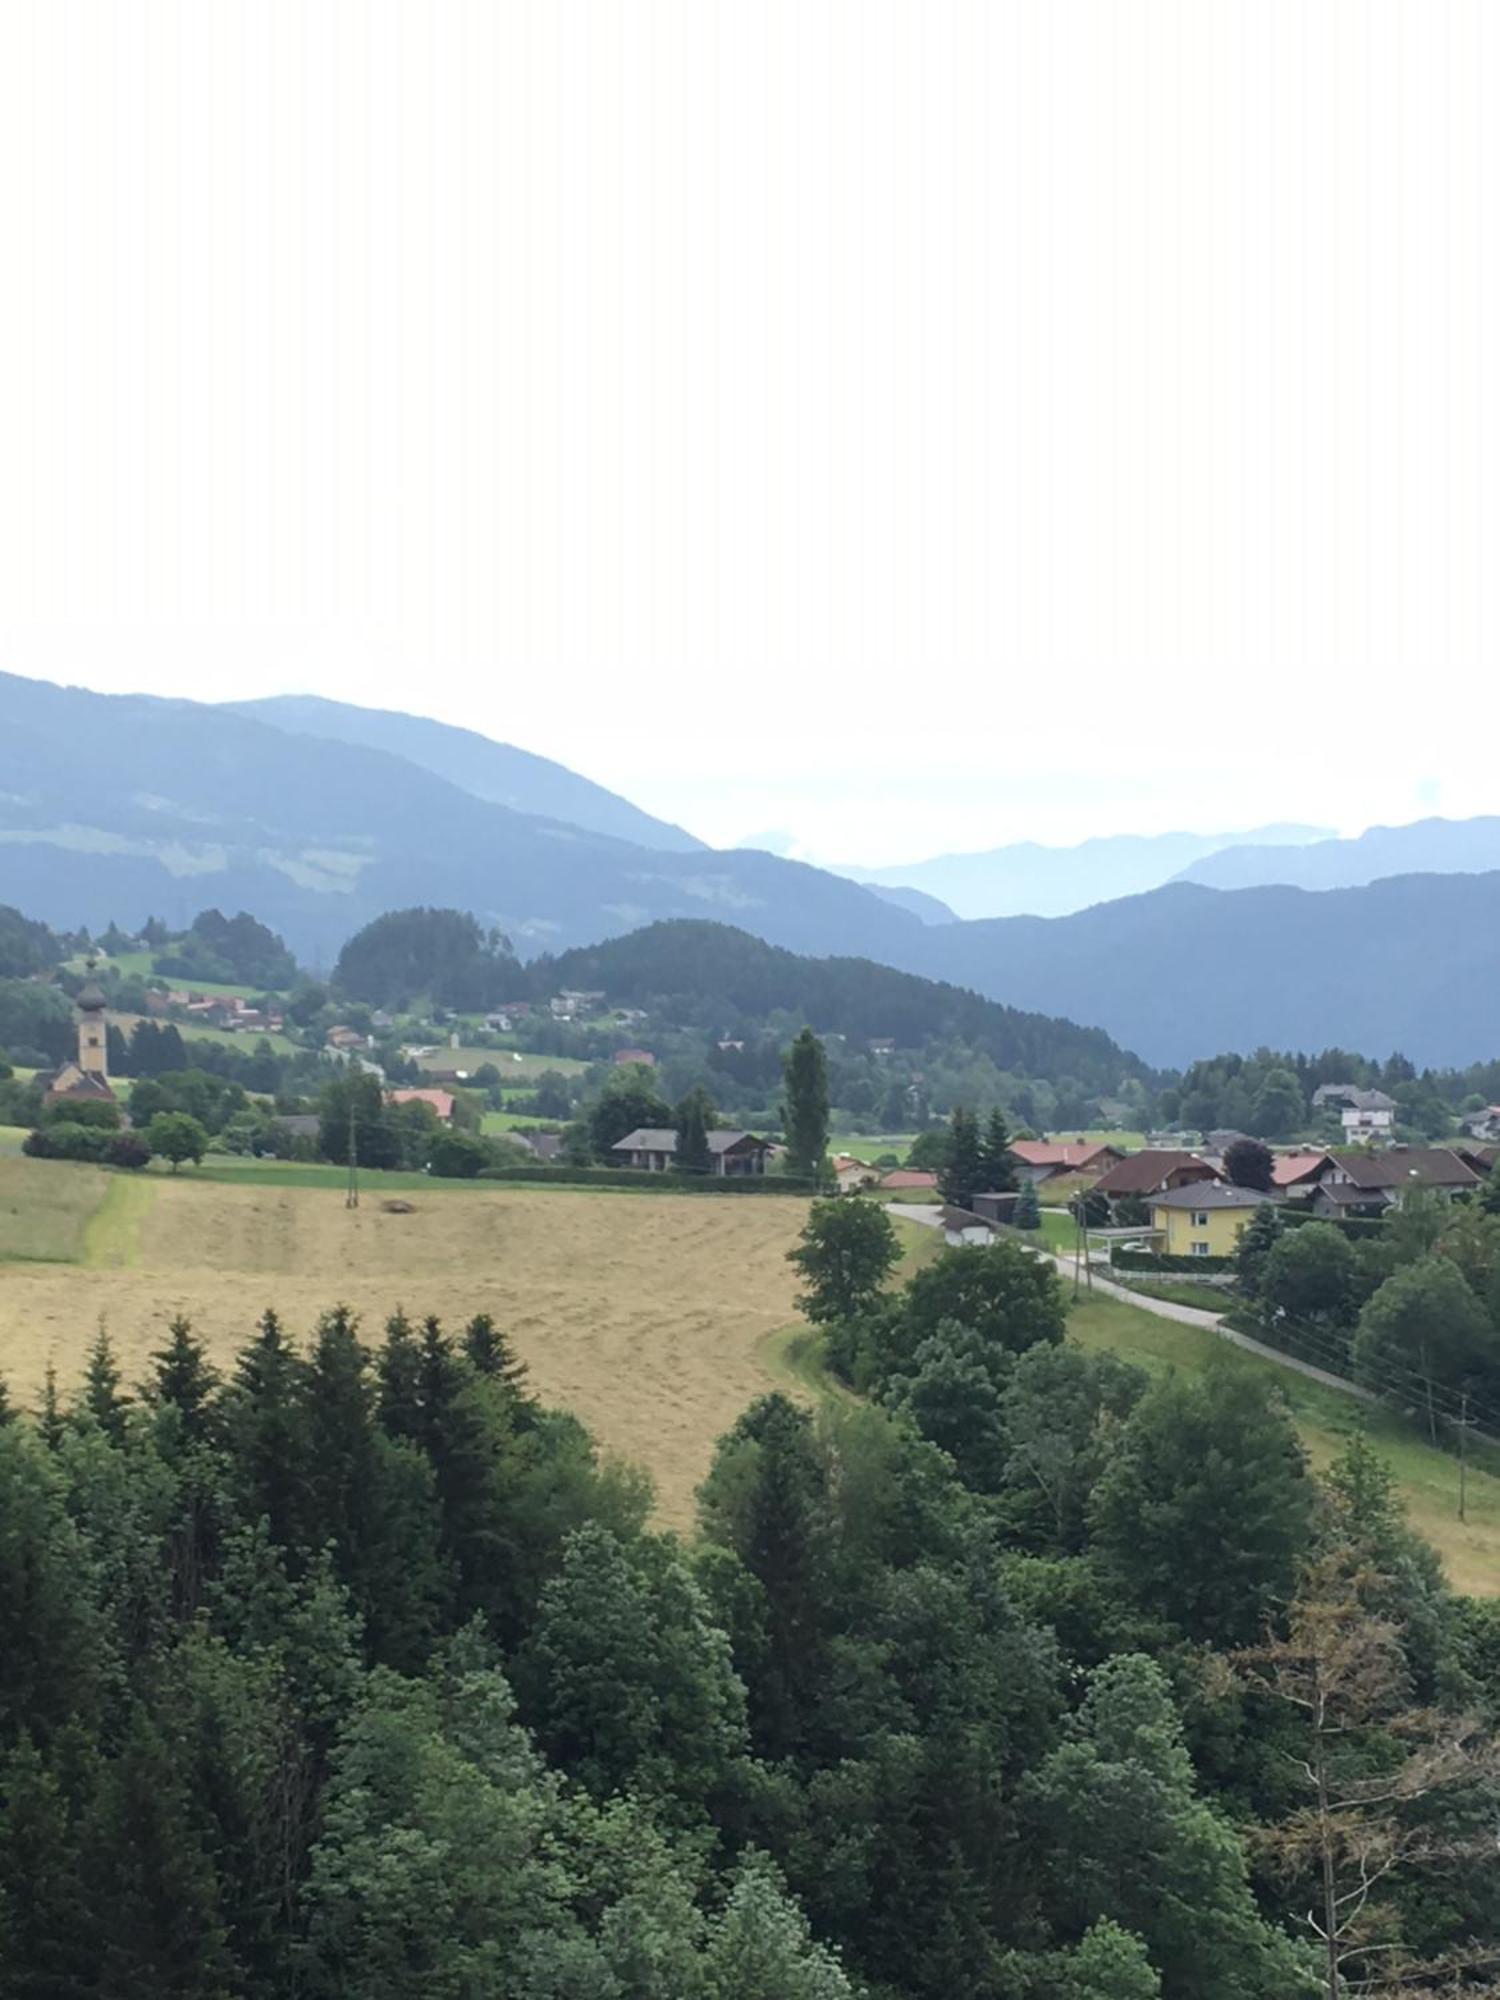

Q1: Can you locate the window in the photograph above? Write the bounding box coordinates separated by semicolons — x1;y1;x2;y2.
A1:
1191;1241;1211;1257
1192;1210;1209;1228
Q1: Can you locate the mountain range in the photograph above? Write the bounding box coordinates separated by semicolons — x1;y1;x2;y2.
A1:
5;669;1500;1069
835;823;1331;919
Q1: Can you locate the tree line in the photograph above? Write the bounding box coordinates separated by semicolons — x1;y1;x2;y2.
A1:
3;1237;1500;1995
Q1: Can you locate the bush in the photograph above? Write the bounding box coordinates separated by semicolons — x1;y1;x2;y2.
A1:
1109;1248;1232;1275
103;1132;153;1171
41;1094;121;1131
427;1130;492;1180
24;1122;106;1162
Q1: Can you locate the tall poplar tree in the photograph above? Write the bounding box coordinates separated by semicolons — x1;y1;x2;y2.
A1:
782;1029;830;1181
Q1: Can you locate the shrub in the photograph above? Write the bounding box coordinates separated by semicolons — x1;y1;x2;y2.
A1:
103;1132;153;1171
41;1094;121;1131
24;1122;107;1162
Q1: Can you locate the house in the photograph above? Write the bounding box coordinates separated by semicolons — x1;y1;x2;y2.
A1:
1463;1107;1500;1143
1340;1090;1397;1141
867;1038;895;1058
613;1048;656;1068
326;1025;370;1052
832;1153;880;1194
1312;1082;1360;1109
550;990;606;1021
1009;1140;1125;1188
611;1127;770;1177
1305;1147;1482;1217
1204;1129;1253;1155
515;1130;564;1163
1148;1182;1273;1258
1091;1150;1223;1199
1271;1150;1331;1193
387;1088;457;1124
878;1168;940;1194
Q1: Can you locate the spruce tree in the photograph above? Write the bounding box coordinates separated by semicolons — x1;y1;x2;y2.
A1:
1012;1183;1041;1230
82;1326;129;1443
674;1087;715;1175
939;1106;982;1209
462;1314;529;1401
224;1309;312;1560
782;1029;830;1181
977;1107;1018;1192
146;1316;220;1445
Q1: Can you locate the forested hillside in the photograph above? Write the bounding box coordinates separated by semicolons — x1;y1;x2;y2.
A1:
536;920;1150;1093
2;1241;1498;1996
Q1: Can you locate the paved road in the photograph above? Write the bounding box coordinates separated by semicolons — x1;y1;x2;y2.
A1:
896;1205;1374;1405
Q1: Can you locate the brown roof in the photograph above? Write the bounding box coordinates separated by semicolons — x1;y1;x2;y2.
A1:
879;1169;939;1190
1011;1140;1122;1171
1320;1148;1481;1191
1092;1150;1223;1196
388;1088;456;1121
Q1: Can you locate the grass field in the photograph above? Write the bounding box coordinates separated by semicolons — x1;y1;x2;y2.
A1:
108;1011;300;1057
0;1157;114;1262
0;1164;811;1528
418;1048;588;1080
93;952;278;1001
482;1110;564;1135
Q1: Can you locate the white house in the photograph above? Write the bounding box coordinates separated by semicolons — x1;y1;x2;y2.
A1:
1340;1089;1397;1141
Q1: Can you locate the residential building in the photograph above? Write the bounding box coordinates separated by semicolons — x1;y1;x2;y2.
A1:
1463;1106;1500;1143
1340;1090;1397;1140
832;1153;880;1194
1305;1147;1482;1217
1270;1150;1331;1193
612;1048;656;1068
1148;1182;1273;1257
1092;1150;1223;1199
1009;1140;1125;1188
611;1127;770;1176
878;1168;939;1194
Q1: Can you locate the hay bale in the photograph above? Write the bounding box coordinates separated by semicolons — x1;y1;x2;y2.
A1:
381;1198;417;1215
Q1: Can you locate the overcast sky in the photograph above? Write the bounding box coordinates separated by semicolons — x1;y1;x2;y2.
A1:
0;3;1494;864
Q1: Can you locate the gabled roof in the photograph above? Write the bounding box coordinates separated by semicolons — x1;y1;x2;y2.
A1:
612;1127;767;1155
1272;1150;1332;1187
1320;1147;1481;1190
1150;1181;1273;1212
388;1087;456;1120
879;1168;939;1190
1011;1140;1122;1171
1092;1150;1223;1195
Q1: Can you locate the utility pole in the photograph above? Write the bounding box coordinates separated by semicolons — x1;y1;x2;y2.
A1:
1459;1386;1470;1523
346;1086;359;1209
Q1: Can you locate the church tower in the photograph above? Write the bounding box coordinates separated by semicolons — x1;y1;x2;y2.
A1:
76;961;109;1078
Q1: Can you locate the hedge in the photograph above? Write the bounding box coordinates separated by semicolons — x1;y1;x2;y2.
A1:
1279;1207;1388;1240
1110;1247;1232;1275
475;1165;819;1195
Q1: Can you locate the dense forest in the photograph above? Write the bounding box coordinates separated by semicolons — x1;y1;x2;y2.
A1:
3;1238;1499;1997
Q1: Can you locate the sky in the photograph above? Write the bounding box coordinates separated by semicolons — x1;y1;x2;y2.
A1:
0;2;1495;866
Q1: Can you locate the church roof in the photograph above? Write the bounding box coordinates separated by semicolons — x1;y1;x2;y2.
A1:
76;976;108;1012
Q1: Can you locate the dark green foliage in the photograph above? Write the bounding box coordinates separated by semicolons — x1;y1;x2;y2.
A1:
155;908;298;989
1013;1181;1042;1229
938;1104;982;1207
1353;1257;1500;1430
425;1128;490;1178
317;1069;400;1171
1222;1137;1274;1190
1259;1221;1357;1327
786;1198;899;1325
882;1241;1066;1381
783;1027;831;1179
81;1326;129;1442
977;1106;1019;1191
40;1092;120;1131
1089;1367;1313;1647
332;906;518;1010
145;1111;209;1172
586;1065;673;1158
674;1084;715;1175
0;905;67;979
1233;1201;1283;1295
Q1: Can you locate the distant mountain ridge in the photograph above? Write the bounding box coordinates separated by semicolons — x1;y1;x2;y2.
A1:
909;871;1500;1069
0;670;923;969
838;823;1330;919
1173;816;1500;893
229;693;705;852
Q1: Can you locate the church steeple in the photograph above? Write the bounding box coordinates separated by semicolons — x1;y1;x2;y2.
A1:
76;958;108;1078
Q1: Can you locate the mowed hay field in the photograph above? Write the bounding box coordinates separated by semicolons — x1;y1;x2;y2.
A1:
0;1172;809;1528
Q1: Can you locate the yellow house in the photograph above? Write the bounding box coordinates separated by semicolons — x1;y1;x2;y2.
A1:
1148;1181;1272;1258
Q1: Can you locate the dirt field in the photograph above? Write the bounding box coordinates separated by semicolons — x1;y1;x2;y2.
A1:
0;1174;809;1528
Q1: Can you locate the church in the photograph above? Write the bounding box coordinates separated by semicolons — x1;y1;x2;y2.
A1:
38;964;118;1107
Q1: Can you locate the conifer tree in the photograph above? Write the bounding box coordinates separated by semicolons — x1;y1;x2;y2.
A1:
145;1316;221;1445
938;1106;982;1209
1012;1182;1042;1230
82;1325;129;1443
38;1363;63;1450
977;1106;1018;1192
462;1313;530;1402
782;1029;831;1181
225;1309;312;1559
675;1086;715;1175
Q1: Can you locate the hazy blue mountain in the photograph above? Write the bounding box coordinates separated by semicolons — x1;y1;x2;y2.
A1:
231;693;705;852
1174;816;1500;893
0;672;921;966
839;823;1330;919
913;872;1500;1069
862;883;958;925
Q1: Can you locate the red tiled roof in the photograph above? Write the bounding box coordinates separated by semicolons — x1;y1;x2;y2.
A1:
1271;1150;1331;1187
880;1169;939;1190
388;1088;456;1121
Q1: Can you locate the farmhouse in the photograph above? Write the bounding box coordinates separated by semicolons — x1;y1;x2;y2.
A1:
832;1153;880;1193
1092;1149;1223;1198
612;1048;657;1068
1010;1140;1125;1188
1148;1182;1272;1258
611;1127;770;1176
1271;1150;1330;1192
879;1168;939;1193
